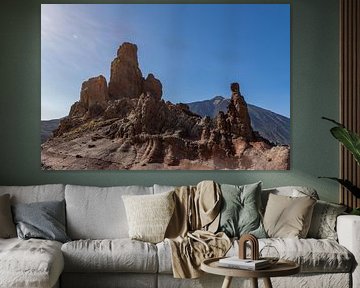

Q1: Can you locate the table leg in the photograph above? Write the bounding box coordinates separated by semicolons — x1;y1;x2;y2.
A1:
263;277;273;288
221;276;233;288
251;278;258;288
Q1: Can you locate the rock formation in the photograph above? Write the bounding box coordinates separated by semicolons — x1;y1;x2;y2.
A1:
42;42;290;170
186;96;290;145
143;73;162;101
80;75;109;110
109;42;143;99
227;82;254;141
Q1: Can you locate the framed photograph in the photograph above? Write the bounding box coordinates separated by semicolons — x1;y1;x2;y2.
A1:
41;4;290;170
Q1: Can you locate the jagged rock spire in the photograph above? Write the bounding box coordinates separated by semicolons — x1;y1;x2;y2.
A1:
227;82;254;140
80;75;108;109
109;42;143;99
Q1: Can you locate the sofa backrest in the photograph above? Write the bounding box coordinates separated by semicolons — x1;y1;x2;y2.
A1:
0;184;321;240
154;184;319;209
65;184;153;240
0;184;65;204
261;186;319;211
153;184;176;194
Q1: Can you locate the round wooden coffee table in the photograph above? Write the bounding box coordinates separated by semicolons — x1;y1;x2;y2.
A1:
201;257;300;288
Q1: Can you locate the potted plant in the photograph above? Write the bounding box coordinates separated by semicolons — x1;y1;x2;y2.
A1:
320;117;360;215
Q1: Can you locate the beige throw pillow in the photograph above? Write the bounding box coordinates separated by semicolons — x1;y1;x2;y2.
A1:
0;194;17;238
122;191;175;243
263;193;316;238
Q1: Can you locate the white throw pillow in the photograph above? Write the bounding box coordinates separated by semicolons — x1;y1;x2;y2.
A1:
122;191;175;243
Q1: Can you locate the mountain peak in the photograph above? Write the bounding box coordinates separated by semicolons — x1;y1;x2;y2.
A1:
212;96;225;105
212;96;225;101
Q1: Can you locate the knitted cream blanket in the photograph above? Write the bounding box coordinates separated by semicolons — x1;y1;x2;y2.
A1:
165;180;231;278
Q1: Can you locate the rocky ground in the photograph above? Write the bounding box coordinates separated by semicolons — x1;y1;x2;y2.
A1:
41;42;290;170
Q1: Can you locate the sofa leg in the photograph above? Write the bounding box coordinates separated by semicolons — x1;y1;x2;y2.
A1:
251;278;258;288
263;277;273;288
221;276;232;288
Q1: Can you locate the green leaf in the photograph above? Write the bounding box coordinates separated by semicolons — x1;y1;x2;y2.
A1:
319;177;360;198
322;117;360;165
350;208;360;215
321;116;344;127
330;126;360;165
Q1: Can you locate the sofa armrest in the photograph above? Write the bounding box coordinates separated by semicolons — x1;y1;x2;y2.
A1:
337;215;360;288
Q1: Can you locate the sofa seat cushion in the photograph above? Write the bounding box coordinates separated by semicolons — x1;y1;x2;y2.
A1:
0;238;64;288
232;238;353;273
157;238;353;274
62;239;158;273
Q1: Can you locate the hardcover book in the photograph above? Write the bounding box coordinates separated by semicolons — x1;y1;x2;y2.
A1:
218;257;271;270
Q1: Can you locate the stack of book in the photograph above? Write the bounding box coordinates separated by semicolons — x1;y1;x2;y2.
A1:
218;257;271;270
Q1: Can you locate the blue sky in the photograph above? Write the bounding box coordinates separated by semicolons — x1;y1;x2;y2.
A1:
41;4;290;120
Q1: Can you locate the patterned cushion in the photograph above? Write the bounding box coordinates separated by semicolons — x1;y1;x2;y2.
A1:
308;200;347;240
122;191;175;243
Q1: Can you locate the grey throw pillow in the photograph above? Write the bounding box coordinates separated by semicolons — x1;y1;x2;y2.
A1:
307;200;347;240
0;194;17;238
12;200;70;243
217;182;267;238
